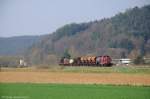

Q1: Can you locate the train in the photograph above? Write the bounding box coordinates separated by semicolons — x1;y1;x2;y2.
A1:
59;55;112;66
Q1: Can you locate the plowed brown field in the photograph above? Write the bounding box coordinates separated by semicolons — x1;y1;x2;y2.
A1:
0;71;150;85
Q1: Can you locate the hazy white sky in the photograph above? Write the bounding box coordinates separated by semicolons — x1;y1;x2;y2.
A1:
0;0;150;37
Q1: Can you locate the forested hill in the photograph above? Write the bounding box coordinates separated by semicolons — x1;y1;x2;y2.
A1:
0;36;42;55
26;5;150;65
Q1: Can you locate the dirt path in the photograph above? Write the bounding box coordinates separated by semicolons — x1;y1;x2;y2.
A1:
0;71;150;85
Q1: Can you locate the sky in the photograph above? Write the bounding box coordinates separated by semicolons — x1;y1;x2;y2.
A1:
0;0;150;37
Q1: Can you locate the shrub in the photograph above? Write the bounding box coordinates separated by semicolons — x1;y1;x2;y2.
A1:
133;56;145;65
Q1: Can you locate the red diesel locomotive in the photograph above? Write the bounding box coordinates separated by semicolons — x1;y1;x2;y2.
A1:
59;55;112;66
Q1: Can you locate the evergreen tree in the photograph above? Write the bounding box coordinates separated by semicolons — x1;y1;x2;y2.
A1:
63;49;71;59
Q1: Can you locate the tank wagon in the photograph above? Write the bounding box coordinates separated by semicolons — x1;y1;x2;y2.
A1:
59;55;112;66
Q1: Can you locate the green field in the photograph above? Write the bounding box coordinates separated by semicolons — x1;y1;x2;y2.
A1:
60;66;150;74
1;65;150;74
0;83;150;99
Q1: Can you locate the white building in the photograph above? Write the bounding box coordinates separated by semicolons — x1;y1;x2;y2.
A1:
19;59;27;67
112;58;132;65
117;58;132;65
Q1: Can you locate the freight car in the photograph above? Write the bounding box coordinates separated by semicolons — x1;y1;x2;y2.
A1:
59;55;112;66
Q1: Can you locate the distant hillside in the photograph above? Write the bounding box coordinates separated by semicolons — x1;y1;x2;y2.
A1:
0;36;42;55
26;5;150;65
